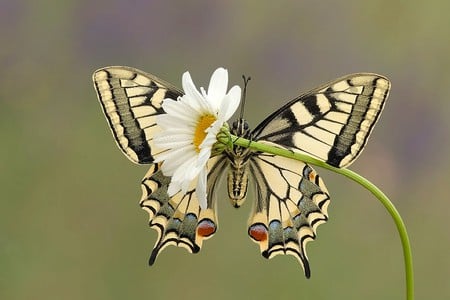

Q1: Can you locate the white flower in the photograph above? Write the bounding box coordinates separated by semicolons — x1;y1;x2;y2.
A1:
154;68;241;209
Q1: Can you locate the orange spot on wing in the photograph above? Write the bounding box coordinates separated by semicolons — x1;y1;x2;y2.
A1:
248;224;268;242
197;219;216;237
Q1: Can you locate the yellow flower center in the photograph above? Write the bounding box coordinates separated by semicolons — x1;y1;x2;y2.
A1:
193;114;217;152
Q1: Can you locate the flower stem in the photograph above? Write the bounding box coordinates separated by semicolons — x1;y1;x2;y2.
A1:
226;134;414;300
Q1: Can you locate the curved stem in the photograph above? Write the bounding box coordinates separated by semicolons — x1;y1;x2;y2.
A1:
226;134;414;300
330;169;413;300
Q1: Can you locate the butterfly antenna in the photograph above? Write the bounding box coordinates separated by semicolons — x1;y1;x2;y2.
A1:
240;75;251;119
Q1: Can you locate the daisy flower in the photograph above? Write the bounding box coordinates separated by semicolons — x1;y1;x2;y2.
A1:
154;68;241;209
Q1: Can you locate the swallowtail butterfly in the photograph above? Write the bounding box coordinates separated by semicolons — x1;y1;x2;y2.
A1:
93;66;390;277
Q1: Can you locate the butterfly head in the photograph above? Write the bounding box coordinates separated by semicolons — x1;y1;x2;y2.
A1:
230;118;251;139
230;74;252;139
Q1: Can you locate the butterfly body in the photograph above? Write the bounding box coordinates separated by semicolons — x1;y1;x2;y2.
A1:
93;66;390;277
226;118;252;207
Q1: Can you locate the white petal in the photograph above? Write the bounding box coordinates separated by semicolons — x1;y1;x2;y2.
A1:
200;87;208;98
199;128;218;150
207;68;228;109
174;158;202;196
180;178;191;195
154;132;192;143
167;180;181;197
161;155;190;176
154;127;193;140
153;137;192;149
196;167;208;209
156;114;196;130
182;72;209;112
195;152;212;172
155;145;193;165
171;156;198;182
162;98;200;122
218;85;241;120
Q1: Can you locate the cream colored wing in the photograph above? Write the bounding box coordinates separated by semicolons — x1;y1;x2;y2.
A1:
140;156;228;264
248;145;330;278
93;67;231;265
93;66;183;164
252;74;390;168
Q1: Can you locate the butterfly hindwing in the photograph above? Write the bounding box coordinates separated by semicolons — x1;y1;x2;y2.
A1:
247;143;330;277
252;73;390;167
93;66;183;164
139;156;226;264
93;66;224;263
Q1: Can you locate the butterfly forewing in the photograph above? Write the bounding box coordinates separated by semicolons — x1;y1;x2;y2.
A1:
93;66;183;164
252;73;390;168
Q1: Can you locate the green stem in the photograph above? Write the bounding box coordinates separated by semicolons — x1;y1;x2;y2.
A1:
226;134;414;300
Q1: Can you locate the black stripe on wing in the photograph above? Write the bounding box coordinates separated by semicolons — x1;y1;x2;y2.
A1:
252;74;390;168
247;149;330;277
139;157;225;265
93;66;183;164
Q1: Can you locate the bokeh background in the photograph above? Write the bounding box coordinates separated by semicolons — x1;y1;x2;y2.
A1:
1;1;449;299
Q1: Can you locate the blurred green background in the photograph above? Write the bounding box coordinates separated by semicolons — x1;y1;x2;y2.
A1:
1;1;449;299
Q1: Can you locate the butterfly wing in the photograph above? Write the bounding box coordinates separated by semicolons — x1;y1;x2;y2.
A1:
247;144;330;277
93;66;183;164
246;74;388;275
140;155;228;264
252;73;390;168
93;66;229;264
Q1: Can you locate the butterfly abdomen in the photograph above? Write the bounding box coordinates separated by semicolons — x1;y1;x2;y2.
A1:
226;119;253;208
227;153;250;207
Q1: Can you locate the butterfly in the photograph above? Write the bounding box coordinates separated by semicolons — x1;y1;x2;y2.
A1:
92;66;390;277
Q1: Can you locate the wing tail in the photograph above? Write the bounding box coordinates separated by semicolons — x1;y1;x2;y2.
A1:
248;153;330;277
140;157;225;264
